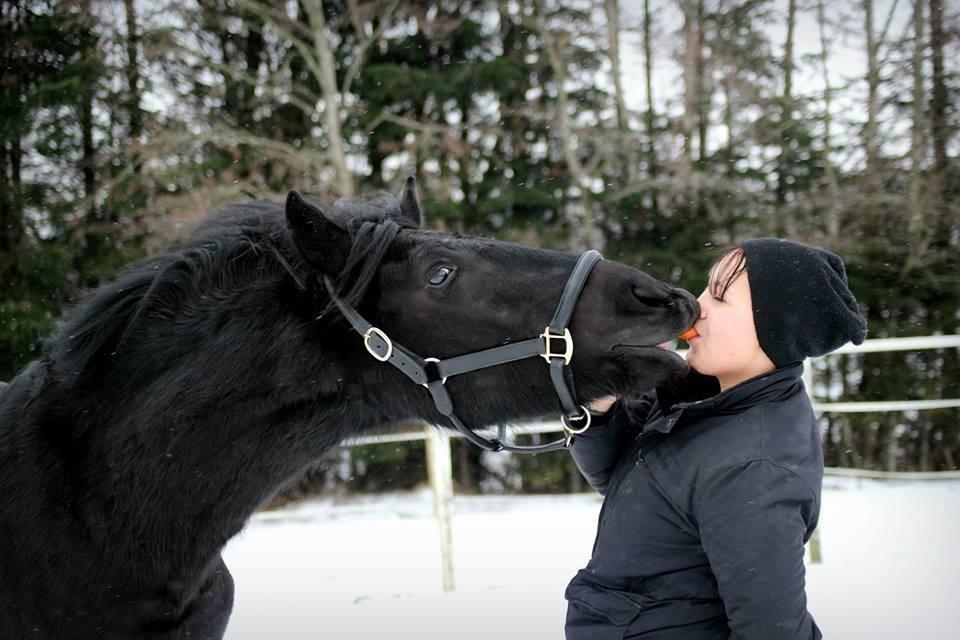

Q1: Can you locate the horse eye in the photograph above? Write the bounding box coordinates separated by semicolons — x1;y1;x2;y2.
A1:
428;266;454;286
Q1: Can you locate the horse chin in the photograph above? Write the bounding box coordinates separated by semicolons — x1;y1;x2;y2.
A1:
611;344;689;394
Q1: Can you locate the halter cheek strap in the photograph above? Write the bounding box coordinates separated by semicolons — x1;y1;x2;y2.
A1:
325;250;603;454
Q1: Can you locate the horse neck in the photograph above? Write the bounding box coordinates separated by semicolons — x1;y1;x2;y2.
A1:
42;281;426;588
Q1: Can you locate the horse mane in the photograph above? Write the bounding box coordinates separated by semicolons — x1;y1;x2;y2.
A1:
45;195;411;386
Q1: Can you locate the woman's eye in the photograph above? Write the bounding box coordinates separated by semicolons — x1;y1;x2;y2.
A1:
429;267;454;286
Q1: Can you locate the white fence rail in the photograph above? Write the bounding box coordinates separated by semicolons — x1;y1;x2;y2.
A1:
340;334;960;589
808;335;960;413
823;467;960;481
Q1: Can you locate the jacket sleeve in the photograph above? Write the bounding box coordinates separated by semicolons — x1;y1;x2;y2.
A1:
569;393;655;495
695;460;822;640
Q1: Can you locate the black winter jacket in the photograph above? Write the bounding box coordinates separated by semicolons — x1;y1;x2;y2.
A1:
565;363;823;640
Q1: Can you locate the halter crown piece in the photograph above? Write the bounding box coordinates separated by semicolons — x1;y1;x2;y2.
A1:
325;250;603;454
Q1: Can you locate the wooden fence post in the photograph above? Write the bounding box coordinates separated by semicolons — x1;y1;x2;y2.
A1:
803;358;824;564
425;426;456;591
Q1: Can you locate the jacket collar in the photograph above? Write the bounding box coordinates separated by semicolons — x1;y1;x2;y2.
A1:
646;362;805;434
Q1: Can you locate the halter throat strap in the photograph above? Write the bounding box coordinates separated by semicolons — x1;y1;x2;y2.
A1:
324;250;603;453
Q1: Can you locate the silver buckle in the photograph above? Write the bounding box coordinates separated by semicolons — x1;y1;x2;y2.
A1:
561;405;592;435
540;327;573;364
363;327;393;362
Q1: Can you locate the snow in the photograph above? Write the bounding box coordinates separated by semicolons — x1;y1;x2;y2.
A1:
223;477;960;639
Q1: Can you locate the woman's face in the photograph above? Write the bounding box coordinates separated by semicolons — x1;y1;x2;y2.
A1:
685;251;775;391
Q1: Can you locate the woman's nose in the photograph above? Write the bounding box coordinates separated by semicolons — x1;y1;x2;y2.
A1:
696;292;709;318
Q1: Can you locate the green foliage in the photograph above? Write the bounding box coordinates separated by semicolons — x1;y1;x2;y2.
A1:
0;243;72;374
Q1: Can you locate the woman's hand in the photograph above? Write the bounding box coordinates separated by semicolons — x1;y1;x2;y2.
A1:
587;395;618;415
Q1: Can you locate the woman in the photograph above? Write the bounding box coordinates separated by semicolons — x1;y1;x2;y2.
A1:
566;238;867;640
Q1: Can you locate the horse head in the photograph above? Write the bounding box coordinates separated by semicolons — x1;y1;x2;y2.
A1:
285;177;698;435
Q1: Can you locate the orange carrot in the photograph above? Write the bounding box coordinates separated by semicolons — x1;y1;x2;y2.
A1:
679;327;699;341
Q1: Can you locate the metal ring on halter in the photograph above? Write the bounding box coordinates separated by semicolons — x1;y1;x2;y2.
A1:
560;405;592;434
421;357;448;387
363;327;393;362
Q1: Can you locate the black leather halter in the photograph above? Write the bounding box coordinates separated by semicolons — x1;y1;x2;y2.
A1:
325;250;603;454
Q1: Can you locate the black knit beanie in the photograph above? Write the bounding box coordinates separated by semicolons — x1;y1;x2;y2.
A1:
742;238;868;367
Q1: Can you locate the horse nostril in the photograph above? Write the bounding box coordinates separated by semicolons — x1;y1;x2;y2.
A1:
675;289;700;316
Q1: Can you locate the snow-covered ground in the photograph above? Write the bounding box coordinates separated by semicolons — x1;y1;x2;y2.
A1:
223;477;960;639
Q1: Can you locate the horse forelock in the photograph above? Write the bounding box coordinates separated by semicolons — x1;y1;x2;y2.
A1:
328;217;402;313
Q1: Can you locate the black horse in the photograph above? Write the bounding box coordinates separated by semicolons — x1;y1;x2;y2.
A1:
0;179;698;639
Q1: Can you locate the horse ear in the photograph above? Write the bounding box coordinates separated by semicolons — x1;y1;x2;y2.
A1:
285;190;350;276
398;176;423;228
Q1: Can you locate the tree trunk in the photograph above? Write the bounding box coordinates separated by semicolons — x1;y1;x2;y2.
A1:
498;0;528;169
905;0;928;272
204;1;240;122
78;2;97;232
81;80;96;221
927;0;948;180
838;354;861;467
722;71;734;173
121;0;149;217
604;0;634;183
943;446;956;472
776;0;797;236
927;0;953;244
0;140;21;269
643;0;659;213
841;422;858;467
882;413;898;472
548;40;602;251
76;1;106;267
532;0;602;251
816;0;841;241
238;8;264;179
0;7;15;267
305;0;354;196
241;14;264;131
677;0;701;218
720;66;739;244
935;346;959;470
567;462;584;493
864;0;880;176
862;421;878;469
680;0;697;173
456;96;474;212
694;0;707;165
855;353;877;469
919;422;930;471
456;442;475;493
123;0;142;141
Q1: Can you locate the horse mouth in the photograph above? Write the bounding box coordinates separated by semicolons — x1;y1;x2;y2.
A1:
613;343;686;361
611;344;690;389
615;343;676;351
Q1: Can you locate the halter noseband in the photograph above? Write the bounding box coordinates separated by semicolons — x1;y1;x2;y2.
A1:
325;250;603;454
